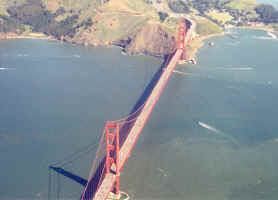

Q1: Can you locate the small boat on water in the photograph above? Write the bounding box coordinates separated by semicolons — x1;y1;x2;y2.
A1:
209;41;215;47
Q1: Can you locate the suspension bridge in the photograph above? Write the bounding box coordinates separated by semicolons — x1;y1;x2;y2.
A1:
49;19;191;200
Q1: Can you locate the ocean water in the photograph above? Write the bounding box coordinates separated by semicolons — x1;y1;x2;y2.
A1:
1;29;278;200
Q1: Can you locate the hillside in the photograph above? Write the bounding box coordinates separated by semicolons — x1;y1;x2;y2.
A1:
0;0;277;57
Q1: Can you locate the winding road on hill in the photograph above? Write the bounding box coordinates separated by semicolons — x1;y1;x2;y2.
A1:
151;0;197;38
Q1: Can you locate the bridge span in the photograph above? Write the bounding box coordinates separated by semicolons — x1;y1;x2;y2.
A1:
92;49;183;200
80;19;190;200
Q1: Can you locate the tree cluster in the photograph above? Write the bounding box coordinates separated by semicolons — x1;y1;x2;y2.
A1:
191;0;217;13
144;0;161;4
0;0;93;39
168;0;230;14
168;0;190;13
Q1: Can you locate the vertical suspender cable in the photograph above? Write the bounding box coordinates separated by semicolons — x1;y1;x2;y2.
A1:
57;173;61;200
48;169;52;200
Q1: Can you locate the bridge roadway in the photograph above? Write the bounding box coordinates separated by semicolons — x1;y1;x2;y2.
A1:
93;48;183;200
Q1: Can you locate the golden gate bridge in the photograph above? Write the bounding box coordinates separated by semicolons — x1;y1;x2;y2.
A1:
49;19;191;200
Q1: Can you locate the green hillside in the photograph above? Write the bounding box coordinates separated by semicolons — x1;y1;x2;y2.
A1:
0;0;277;55
0;0;26;15
225;0;258;11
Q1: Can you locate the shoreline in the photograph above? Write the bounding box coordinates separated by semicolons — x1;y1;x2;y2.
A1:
185;32;226;62
187;25;278;62
232;25;278;35
0;33;57;41
5;36;57;40
200;32;226;41
1;24;275;64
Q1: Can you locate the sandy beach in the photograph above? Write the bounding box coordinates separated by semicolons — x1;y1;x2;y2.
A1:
0;33;57;41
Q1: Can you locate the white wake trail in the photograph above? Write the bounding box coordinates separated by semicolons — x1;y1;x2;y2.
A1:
224;67;253;71
199;122;221;134
174;70;196;76
0;67;15;71
0;67;9;70
253;32;277;40
173;70;209;77
198;121;239;146
204;67;253;71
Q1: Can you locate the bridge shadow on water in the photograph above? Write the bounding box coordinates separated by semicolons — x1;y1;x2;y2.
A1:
131;54;173;113
80;52;176;199
119;52;175;147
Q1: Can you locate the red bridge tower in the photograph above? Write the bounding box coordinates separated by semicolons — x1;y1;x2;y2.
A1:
105;121;120;199
177;19;187;61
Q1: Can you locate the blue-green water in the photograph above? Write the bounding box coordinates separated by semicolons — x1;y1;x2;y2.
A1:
1;29;278;200
257;0;278;8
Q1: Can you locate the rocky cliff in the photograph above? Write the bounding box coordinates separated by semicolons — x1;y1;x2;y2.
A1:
125;24;176;56
0;0;183;56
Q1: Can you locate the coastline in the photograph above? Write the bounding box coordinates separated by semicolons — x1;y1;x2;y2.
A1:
1;24;275;64
199;32;226;41
185;32;225;62
0;33;57;41
187;24;278;62
233;25;278;35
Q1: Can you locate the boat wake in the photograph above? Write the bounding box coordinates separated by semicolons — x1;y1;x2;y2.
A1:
198;121;239;146
17;54;29;57
173;70;211;78
73;54;81;58
224;67;253;71
226;41;241;46
0;67;14;70
253;32;277;40
253;36;275;40
202;67;253;71
174;70;199;76
199;122;221;134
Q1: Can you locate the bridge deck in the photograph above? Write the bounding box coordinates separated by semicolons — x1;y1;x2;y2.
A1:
93;49;182;200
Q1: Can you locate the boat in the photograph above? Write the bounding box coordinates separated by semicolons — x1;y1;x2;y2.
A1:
209;41;215;47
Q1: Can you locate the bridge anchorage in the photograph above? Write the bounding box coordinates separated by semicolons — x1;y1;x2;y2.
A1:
49;19;189;200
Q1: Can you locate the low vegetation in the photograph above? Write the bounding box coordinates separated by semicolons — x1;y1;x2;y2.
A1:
186;37;202;59
225;0;257;11
0;0;278;54
165;0;278;33
168;0;190;13
93;14;148;42
206;10;234;24
196;19;222;36
0;0;92;38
